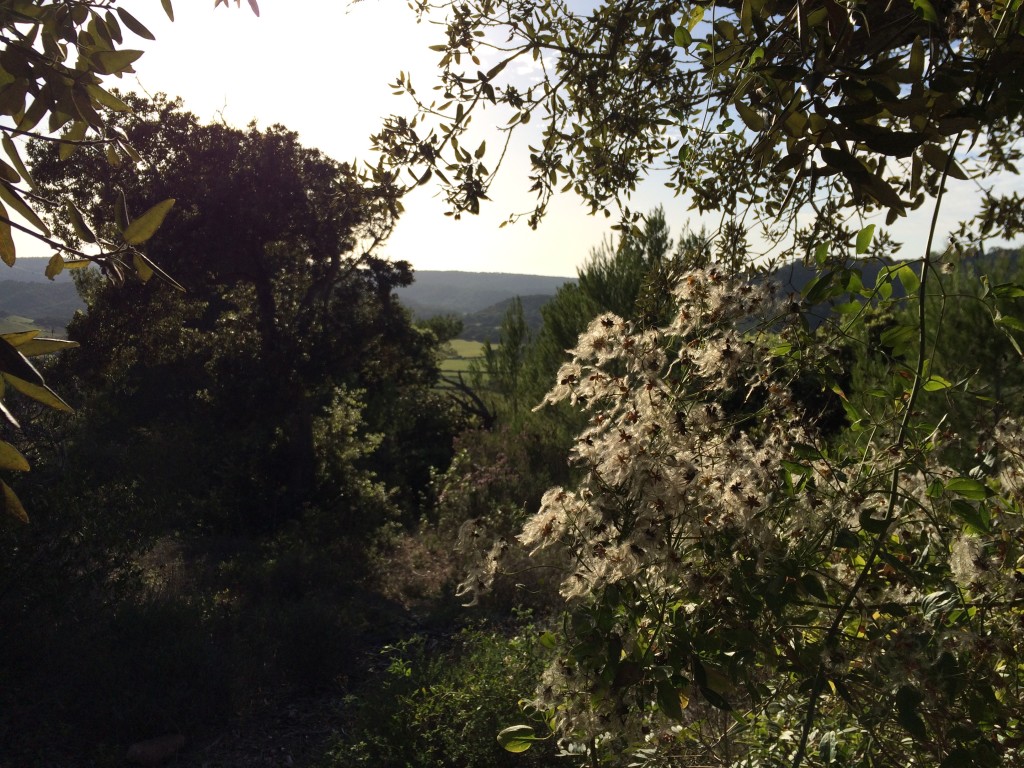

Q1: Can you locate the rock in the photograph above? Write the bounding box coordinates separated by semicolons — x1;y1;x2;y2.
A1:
126;734;186;765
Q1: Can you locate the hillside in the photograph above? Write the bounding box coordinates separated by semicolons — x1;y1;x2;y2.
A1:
396;270;575;317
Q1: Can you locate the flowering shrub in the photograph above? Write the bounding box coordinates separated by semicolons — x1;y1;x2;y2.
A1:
476;268;1024;767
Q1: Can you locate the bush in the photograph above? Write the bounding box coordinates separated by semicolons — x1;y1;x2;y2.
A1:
327;622;557;768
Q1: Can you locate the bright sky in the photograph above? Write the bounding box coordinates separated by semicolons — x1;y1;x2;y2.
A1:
104;0;646;278
14;1;1018;276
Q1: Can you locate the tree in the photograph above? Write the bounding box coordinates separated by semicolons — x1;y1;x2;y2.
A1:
376;0;1024;250
29;94;447;529
0;0;256;521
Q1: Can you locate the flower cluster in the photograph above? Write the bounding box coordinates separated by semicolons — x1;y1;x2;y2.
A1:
474;268;1024;767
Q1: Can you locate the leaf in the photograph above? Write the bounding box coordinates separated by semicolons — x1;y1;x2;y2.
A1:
657;681;686;720
945;477;991;500
90;49;144;76
2;135;34;191
0;336;43;385
995;314;1024;333
2;374;73;412
161;0;175;21
2;481;28;523
896;264;920;295
879;324;916;353
951;500;990;534
248;0;260;16
132;252;154;281
912;0;938;22
922;375;952;391
921;143;969;180
736;102;765;132
0;180;50;236
1;330;38;346
45;253;63;280
895;685;928;740
87;85;133;113
0;440;29;471
115;8;156;39
497;725;538;753
65;201;97;244
132;252;184;291
121;198;175;244
0;209;15;266
16;337;77;357
990;283;1024;299
856;224;875;254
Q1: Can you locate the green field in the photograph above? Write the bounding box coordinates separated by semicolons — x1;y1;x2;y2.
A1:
447;339;487;358
438;338;488;377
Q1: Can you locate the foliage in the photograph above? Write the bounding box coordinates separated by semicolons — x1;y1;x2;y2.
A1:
24;94;452;529
326;622;557;768
458;258;1024;768
377;0;1024;248
370;2;1024;764
0;0;258;520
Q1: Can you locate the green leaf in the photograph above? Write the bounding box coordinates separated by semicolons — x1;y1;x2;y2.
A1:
2;134;35;191
0;440;29;471
161;0;175;21
859;507;889;534
879;324;916;353
115;8;156;39
0;180;50;236
657;681;686;721
538;631;558;649
1;331;38;347
896;264;920;295
674;25;691;46
921;143;968;180
87;85;133;113
497;725;538;753
16;337;78;357
2;374;73;412
990;282;1024;299
65;201;96;243
995;314;1024;333
945;477;991;500
895;685;928;740
121;198;175;244
922;375;952;391
0;208;15;267
912;0;938;23
0;336;43;385
45;253;63;280
2;480;28;523
855;224;875;254
736;102;765;132
951;500;990;534
90;49;144;76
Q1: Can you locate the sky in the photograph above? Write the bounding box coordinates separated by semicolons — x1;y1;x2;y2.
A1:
13;0;1019;277
103;0;641;278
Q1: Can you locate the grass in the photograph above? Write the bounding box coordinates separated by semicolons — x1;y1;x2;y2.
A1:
439;338;490;376
448;339;487;358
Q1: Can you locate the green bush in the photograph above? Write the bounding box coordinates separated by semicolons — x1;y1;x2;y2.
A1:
327;622;557;768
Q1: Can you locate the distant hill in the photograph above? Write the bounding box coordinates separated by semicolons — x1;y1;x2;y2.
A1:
396;271;575;317
0;279;84;337
459;294;554;343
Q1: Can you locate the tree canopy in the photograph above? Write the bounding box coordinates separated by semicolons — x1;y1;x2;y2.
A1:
26;93;451;527
375;0;1024;255
0;0;257;519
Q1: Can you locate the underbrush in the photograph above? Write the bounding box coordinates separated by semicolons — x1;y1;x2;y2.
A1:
322;620;557;768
